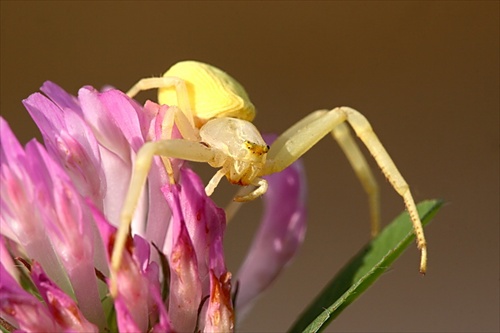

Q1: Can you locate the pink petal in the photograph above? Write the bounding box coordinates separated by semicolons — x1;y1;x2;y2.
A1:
114;295;142;333
30;262;98;332
77;87;136;226
0;236;18;282
0;119;39;242
204;270;234;333
163;181;202;332
93;205;150;332
78;86;130;158
40;81;81;113
141;102;173;252
23;88;105;207
112;247;150;332
1;119;105;326
149;282;174;333
0;120;71;294
162;167;232;331
163;168;227;289
77;88;172;240
25;142;106;327
0;263;58;332
98;89;146;153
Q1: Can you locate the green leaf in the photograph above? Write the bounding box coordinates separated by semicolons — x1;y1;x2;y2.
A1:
288;200;443;333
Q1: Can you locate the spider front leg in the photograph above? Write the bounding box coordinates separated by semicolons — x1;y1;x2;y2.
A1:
109;139;215;297
265;111;380;236
263;107;427;274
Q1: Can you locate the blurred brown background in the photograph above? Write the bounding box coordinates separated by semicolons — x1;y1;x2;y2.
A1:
1;1;498;332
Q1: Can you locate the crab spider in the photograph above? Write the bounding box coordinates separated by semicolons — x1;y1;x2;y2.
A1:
109;61;427;296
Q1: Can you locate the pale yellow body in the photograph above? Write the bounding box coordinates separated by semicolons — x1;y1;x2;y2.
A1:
110;61;427;296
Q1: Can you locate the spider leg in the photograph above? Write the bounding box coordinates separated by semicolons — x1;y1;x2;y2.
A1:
223;178;268;223
264;110;380;235
205;168;227;196
110;139;215;296
332;122;380;237
160;105;199;142
234;178;268;202
127;77;201;182
264;106;427;274
126;76;195;128
153;106;201;185
204;167;263;224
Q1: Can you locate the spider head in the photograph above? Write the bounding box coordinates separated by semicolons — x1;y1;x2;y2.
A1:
200;117;269;185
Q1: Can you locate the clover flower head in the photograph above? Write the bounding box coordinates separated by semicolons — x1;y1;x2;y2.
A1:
0;81;307;332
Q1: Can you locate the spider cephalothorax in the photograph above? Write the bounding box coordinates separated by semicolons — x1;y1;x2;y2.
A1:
201;117;269;187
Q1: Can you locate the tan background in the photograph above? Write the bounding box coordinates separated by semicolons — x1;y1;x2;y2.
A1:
1;1;498;332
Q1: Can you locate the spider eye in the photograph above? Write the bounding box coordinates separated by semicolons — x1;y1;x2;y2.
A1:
245;141;269;156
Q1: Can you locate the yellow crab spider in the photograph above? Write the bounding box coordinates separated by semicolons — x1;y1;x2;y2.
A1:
109;61;427;296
